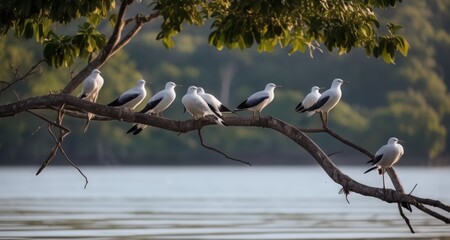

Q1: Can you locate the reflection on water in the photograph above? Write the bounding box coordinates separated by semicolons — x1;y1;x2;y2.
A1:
0;166;449;239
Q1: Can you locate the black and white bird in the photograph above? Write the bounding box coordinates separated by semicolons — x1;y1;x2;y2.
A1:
307;78;348;125
197;87;233;117
182;86;227;127
236;83;279;118
295;86;322;115
107;79;147;110
79;69;104;133
127;82;179;135
79;69;104;103
364;137;404;190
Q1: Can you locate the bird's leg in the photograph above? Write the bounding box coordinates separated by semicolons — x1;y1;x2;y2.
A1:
382;170;386;192
324;112;329;126
319;112;326;128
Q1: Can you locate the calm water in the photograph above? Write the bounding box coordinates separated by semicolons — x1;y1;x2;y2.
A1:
0;166;449;239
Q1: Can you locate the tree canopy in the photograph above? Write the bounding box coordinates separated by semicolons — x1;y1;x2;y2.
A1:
0;0;409;68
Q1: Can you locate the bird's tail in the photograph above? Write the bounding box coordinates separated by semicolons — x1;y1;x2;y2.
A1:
127;124;138;134
219;105;234;113
127;124;147;135
213;115;227;127
306;111;316;117
364;166;378;174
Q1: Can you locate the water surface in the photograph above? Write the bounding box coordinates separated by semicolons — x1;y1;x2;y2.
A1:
1;166;449;239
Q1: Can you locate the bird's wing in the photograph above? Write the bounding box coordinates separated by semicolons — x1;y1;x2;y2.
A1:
140;96;163;113
237;93;269;109
207;103;222;118
308;95;329;111
295;101;305;112
302;93;319;110
367;153;383;165
107;93;140;106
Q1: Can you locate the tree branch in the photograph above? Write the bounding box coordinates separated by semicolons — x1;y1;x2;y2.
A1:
0;59;45;96
197;129;252;166
1;93;449;226
62;1;159;94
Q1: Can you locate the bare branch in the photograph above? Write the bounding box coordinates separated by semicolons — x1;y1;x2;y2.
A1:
0;59;45;96
398;203;415;233
415;203;450;224
323;125;374;158
1;93;449;225
46;123;88;189
197;129;252;166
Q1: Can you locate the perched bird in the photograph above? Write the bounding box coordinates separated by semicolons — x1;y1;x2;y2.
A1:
79;69;104;103
182;86;227;127
295;86;322;115
307;78;348;126
197;87;233;117
107;79;147;110
127;82;179;135
364;137;404;190
236;83;279;118
79;69;104;133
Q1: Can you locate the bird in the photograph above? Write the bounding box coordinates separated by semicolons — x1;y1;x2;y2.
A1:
107;79;147;110
197;87;233;117
307;78;348;126
79;69;104;133
295;86;322;115
236;83;279;118
364;137;404;190
182;86;227;127
127;82;179;135
79;69;104;102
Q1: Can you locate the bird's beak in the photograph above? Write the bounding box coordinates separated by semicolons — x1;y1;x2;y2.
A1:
398;139;405;143
176;84;182;87
276;85;283;88
343;80;350;84
319;87;325;90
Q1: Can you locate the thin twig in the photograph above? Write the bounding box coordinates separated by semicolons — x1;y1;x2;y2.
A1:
415;203;450;224
47;125;88;189
26;110;71;133
408;184;418;195
398;203;415;233
197;129;251;166
0;59;45;96
323;125;374;158
327;149;344;157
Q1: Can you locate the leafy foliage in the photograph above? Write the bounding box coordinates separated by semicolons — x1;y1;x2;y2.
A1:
0;0;114;67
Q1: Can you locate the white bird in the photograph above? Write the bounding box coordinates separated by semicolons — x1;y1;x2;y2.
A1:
127;82;179;135
79;69;104;103
307;78;348;125
79;69;104;133
364;137;404;190
236;83;279;118
197;87;233;117
107;79;147;110
295;86;322;116
182;86;227;127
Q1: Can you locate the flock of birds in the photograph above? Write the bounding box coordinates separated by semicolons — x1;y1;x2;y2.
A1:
79;68;405;190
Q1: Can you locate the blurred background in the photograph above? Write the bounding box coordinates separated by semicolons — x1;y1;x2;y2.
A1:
0;1;449;166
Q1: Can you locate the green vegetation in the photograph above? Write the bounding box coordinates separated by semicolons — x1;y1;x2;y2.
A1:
0;0;449;165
